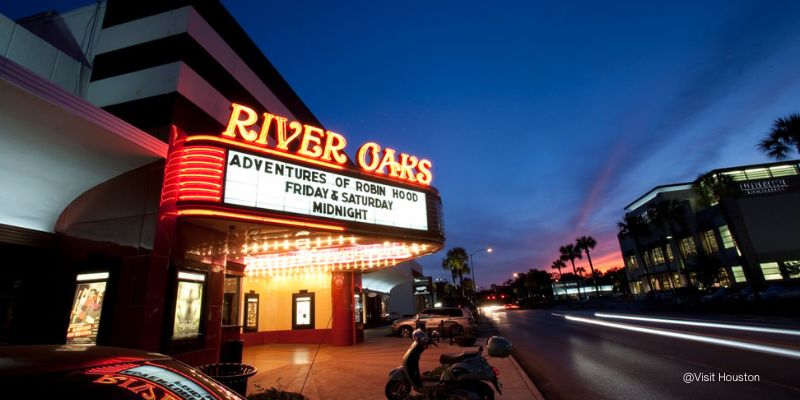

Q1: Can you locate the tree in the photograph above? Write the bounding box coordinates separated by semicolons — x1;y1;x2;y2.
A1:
758;113;800;159
576;236;600;294
603;267;630;294
691;253;725;290
441;247;470;295
462;278;475;298
618;214;654;291
559;244;584;299
649;200;685;291
551;259;566;280
693;172;737;207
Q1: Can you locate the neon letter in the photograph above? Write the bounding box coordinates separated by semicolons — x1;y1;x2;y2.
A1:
322;131;348;164
298;125;325;158
377;148;400;176
357;142;381;171
416;159;432;184
398;153;419;182
222;103;258;141
277;121;304;150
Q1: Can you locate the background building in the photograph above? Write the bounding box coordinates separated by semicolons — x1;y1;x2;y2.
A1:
618;160;800;294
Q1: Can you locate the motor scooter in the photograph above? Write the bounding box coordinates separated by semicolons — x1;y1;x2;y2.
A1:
385;329;505;400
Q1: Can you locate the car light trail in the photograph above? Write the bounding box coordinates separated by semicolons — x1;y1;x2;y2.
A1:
563;315;800;359
594;312;800;337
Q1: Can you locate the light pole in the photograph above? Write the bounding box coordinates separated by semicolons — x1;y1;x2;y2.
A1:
470;247;492;304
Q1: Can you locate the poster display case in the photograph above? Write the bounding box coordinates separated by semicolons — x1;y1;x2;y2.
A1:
244;292;259;332
66;272;109;345
172;271;205;340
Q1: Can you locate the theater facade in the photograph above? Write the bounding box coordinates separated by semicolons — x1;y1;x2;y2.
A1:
0;1;443;365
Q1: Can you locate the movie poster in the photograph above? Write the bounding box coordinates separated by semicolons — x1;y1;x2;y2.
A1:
66;281;107;344
173;280;203;339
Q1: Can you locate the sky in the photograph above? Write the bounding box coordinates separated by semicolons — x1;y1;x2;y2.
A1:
5;1;800;289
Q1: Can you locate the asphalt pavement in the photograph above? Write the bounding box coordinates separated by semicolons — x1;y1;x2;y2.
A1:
486;306;800;400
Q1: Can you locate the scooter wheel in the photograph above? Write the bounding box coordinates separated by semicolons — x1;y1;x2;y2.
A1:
384;380;411;400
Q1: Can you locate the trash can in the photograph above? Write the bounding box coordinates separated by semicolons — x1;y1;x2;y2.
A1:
198;363;257;397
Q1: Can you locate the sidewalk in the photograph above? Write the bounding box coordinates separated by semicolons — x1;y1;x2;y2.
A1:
243;327;543;400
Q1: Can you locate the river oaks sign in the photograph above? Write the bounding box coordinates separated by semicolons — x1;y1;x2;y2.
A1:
221;103;433;185
224;150;428;230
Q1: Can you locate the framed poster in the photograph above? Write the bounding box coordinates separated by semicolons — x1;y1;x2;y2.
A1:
66;272;109;345
292;291;314;330
172;271;205;340
244;292;259;332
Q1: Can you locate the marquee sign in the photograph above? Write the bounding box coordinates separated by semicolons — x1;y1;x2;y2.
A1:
222;103;433;185
224;149;428;230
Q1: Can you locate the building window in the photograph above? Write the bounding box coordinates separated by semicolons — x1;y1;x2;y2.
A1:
760;262;782;281
642;250;652;268
744;168;770;180
731;266;747;283
718;225;736;249
665;245;673;261
679;237;697;257
702;230;719;254
626;255;638;270
651;247;665;265
782;260;800;279
722;171;747;181
769;165;798;177
292;291;315;330
222;275;241;326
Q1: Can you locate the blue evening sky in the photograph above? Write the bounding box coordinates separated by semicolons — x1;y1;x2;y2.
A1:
5;1;800;288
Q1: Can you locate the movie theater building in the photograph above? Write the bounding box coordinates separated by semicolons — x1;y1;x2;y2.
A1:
618;160;800;294
0;1;444;365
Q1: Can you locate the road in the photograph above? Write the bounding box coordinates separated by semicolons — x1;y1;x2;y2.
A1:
486;308;800;400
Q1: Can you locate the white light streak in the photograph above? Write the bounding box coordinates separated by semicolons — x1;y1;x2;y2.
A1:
563;315;800;359
595;312;800;337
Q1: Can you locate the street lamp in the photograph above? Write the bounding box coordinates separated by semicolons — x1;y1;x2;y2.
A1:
470;247;492;303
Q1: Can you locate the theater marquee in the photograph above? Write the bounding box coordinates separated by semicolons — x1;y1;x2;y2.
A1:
224;149;428;230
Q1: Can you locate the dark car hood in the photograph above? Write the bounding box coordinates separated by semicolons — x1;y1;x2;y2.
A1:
0;345;172;376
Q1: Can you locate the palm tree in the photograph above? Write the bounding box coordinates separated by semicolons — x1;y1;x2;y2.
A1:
758;113;800;159
441;247;470;295
551;259;566;281
559;243;583;299
576;236;600;294
618;214;654;292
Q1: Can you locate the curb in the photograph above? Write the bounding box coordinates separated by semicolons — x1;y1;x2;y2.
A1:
508;354;546;400
479;316;546;400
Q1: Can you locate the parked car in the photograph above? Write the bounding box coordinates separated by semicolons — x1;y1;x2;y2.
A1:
390;307;476;337
0;345;244;399
699;287;734;303
750;284;800;301
727;285;753;301
504;303;520;310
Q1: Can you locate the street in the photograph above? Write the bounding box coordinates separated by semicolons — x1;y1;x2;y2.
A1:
486;308;800;400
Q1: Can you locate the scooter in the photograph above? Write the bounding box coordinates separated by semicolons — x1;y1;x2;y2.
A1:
385;329;505;400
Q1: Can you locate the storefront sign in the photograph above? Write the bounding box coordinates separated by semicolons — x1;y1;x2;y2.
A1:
414;277;431;295
739;178;790;195
222;103;432;185
224;150;428;230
